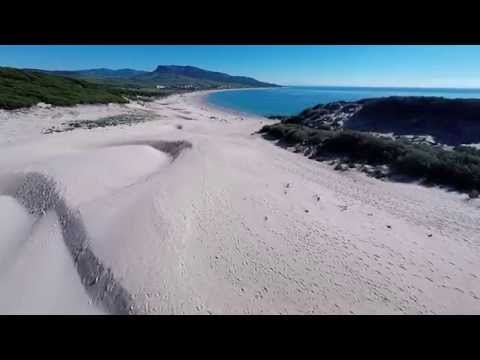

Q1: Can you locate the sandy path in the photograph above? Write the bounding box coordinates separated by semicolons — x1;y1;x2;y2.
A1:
0;91;479;314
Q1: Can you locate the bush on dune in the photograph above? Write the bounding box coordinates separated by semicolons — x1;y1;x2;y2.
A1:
261;124;333;145
321;132;405;164
454;145;480;157
260;122;480;193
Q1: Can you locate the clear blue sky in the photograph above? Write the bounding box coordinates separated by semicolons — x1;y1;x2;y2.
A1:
1;45;480;88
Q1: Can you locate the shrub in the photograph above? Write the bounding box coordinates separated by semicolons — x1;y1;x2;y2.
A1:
395;148;440;176
454;146;480;157
321;131;406;164
260;122;480;194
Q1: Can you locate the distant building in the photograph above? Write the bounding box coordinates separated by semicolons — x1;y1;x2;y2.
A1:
155;85;166;89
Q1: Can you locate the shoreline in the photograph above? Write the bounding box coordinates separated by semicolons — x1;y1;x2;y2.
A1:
1;88;480;314
187;88;271;120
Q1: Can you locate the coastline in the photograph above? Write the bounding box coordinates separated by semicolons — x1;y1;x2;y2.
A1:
1;90;479;314
188;88;272;120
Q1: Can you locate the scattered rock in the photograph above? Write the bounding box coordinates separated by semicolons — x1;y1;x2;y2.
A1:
373;165;389;178
468;190;479;199
305;148;314;157
428;234;433;237
294;145;306;153
386;225;392;229
37;102;52;109
264;216;268;221
304;209;309;213
324;102;343;111
334;163;348;171
361;164;375;175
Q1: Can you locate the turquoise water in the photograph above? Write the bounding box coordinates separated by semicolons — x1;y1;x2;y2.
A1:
206;86;480;116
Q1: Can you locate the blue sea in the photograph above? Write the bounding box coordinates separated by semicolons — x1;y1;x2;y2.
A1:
206;86;480;117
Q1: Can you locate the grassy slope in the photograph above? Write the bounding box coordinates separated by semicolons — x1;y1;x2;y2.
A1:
282;96;480;146
0;67;129;110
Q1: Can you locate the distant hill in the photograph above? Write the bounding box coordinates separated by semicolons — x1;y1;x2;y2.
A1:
50;68;147;80
0;67;128;110
0;64;275;110
280;96;480;145
42;65;279;90
39;68;149;88
137;65;278;88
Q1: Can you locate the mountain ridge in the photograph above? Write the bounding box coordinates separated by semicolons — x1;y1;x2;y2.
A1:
39;65;279;89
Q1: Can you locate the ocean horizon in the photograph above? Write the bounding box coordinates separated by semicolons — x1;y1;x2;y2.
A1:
206;85;480;117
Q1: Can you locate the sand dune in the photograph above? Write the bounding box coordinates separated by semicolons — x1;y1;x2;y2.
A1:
0;92;479;314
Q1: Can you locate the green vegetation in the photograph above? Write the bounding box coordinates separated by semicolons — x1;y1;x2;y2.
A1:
0;67;130;109
0;65;276;110
43;114;156;134
0;67;180;110
260;123;480;194
44;65;278;90
278;96;480;146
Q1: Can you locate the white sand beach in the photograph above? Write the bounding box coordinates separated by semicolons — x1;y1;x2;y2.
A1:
0;91;479;314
